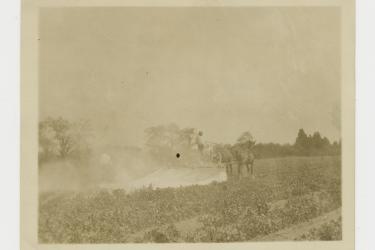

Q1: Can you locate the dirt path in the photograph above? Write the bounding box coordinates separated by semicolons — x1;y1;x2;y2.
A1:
254;208;342;241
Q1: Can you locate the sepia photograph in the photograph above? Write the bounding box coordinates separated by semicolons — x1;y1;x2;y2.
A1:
19;0;355;249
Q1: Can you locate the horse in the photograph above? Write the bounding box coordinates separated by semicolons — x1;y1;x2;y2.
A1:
213;143;255;179
231;142;255;178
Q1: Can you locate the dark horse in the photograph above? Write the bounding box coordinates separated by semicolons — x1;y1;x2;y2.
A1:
213;142;255;178
231;143;255;178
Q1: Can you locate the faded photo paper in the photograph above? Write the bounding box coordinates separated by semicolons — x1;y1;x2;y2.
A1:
21;0;355;249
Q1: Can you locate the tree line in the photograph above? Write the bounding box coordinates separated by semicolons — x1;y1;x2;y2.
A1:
38;117;341;167
253;129;341;159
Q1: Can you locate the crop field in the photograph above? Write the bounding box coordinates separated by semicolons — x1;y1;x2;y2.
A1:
39;156;341;243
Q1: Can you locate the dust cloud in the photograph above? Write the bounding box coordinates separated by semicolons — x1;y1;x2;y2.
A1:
38;147;162;192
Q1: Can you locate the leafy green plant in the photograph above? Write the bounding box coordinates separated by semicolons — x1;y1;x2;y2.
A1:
297;217;342;241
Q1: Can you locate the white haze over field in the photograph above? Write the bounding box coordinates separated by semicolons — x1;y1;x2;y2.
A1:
39;157;227;192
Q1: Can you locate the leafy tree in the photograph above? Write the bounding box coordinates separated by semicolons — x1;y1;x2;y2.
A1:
39;121;60;161
39;117;92;163
144;124;205;166
295;129;308;153
144;124;179;165
236;131;256;147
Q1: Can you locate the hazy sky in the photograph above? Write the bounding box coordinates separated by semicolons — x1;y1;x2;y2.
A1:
39;7;341;146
